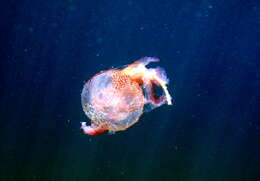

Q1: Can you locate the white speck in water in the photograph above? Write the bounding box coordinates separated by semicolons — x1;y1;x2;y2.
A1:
96;37;103;44
28;27;34;32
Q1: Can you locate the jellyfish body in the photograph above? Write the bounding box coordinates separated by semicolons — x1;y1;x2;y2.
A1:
81;57;172;135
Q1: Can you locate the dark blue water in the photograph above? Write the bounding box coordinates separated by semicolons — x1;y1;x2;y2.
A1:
1;0;259;180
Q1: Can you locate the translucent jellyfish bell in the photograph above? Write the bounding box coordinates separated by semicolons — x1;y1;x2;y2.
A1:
81;70;145;135
81;57;172;136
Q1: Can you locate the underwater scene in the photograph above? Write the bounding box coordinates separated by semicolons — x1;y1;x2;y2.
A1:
0;0;259;180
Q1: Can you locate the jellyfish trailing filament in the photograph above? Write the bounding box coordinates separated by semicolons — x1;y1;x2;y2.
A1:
81;57;172;136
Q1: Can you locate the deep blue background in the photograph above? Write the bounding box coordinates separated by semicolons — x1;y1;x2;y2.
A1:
0;0;259;180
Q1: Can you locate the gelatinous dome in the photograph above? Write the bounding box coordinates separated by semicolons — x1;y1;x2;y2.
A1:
81;70;145;133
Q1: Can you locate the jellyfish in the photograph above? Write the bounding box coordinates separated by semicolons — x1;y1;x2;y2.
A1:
81;57;172;136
